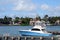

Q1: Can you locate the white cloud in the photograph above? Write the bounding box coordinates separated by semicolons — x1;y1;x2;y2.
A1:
0;7;6;12
55;6;60;12
13;0;36;11
49;6;60;13
40;4;49;10
0;0;17;5
0;0;18;11
0;0;36;11
40;4;60;16
24;12;37;18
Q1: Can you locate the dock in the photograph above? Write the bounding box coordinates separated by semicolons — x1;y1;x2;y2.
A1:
0;35;60;40
0;31;60;40
0;36;54;40
48;31;60;35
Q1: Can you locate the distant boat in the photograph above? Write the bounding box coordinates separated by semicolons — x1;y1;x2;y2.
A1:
19;20;52;36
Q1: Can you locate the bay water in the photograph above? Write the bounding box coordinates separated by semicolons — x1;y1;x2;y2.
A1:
0;26;60;36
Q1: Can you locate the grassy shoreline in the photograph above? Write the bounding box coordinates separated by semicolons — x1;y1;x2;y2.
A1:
0;24;30;26
0;24;60;26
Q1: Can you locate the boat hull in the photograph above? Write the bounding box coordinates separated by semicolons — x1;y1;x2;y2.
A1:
19;31;52;37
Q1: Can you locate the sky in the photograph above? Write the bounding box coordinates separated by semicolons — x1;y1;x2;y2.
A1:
0;0;60;18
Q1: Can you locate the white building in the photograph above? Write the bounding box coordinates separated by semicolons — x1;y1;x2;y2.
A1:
55;20;60;25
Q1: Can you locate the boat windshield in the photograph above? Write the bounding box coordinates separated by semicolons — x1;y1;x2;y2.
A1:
42;29;48;33
31;28;40;31
42;29;45;31
41;29;46;32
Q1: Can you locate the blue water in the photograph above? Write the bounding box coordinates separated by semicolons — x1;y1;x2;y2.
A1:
0;26;60;36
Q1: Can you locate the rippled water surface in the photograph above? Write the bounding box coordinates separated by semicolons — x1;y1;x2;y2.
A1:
0;26;60;36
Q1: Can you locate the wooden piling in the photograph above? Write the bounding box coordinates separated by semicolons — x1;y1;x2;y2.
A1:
51;37;54;40
11;37;14;40
31;37;34;40
25;37;27;40
5;36;7;40
40;37;43;40
18;36;20;40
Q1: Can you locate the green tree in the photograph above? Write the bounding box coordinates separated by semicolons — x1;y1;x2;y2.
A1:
14;17;20;23
7;17;12;21
3;16;10;24
0;18;4;24
20;17;31;25
48;16;60;24
43;15;49;21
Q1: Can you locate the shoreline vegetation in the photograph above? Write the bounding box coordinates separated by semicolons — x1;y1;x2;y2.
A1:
0;24;30;26
0;24;60;26
0;15;60;26
0;23;60;26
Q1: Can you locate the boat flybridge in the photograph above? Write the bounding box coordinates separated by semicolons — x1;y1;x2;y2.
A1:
19;20;52;36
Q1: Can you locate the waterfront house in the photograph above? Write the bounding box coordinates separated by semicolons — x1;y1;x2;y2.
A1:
9;19;15;25
14;19;22;25
9;19;22;25
55;20;60;25
45;21;51;26
30;19;35;26
30;14;41;26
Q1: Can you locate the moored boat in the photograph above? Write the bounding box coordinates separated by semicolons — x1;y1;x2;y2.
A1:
19;20;52;36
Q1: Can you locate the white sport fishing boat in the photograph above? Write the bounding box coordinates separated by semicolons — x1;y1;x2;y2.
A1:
19;21;52;36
